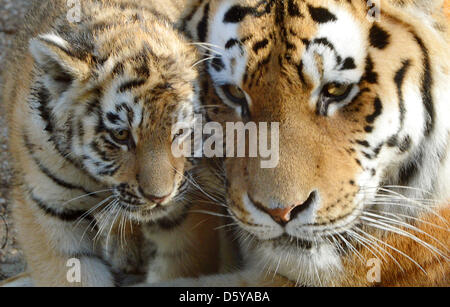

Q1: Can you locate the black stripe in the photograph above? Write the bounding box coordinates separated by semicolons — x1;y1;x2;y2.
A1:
366;97;383;124
369;24;390;50
253;39;269;53
118;79;146;93
211;56;225;72
106;112;120;124
356;140;370;148
23;133;95;195
308;5;337;23
341;57;356;70
197;3;210;41
112;62;125;75
225;39;239;49
287;0;303;17
98;163;121;177
364;56;378;84
29;190;90;222
413;34;434;136
389;59;411;145
223;0;273;23
34;85;53;133
398;147;424;185
223;5;254;23
275;0;285;24
312;38;335;52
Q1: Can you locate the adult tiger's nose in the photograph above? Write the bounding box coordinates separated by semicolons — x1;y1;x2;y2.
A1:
255;191;317;225
265;206;299;224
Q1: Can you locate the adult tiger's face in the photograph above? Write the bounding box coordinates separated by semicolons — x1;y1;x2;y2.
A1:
30;17;200;222
188;0;449;281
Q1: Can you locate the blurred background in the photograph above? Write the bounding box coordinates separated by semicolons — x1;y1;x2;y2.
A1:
0;0;31;281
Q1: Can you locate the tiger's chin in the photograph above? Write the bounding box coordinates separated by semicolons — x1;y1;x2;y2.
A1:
234;203;365;285
115;196;189;223
112;178;189;222
247;234;343;286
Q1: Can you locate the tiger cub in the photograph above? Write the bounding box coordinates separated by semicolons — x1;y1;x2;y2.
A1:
2;0;231;286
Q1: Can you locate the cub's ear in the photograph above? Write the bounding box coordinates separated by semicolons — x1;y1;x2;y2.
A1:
29;33;90;94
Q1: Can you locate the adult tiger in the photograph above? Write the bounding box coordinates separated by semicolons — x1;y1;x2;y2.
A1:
148;0;450;286
1;0;233;286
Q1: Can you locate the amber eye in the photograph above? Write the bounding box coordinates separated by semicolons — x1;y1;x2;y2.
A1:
111;129;130;144
324;83;352;99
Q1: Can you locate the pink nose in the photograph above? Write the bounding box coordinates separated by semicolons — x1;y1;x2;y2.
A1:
139;187;171;204
254;192;316;225
145;194;169;204
265;205;300;224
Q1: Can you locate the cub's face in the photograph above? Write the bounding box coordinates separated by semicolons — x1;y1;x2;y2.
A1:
30;21;200;222
188;0;448;279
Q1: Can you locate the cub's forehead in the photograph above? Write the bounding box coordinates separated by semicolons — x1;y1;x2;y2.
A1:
99;76;196;132
204;0;367;87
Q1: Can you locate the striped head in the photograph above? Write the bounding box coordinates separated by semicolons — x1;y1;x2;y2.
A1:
29;8;201;222
187;0;449;283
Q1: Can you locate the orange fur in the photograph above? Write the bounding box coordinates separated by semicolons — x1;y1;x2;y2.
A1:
339;206;449;286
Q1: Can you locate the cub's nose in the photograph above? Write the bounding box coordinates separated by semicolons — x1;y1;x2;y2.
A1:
255;192;316;225
145;194;169;204
138;187;171;204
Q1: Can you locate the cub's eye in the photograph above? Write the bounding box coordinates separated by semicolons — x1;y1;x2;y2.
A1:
220;84;250;118
111;129;130;144
323;83;352;100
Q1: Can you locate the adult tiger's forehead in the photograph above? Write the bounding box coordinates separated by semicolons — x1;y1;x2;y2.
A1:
205;0;371;91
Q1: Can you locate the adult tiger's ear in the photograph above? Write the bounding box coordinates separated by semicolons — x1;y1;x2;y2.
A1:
29;33;90;96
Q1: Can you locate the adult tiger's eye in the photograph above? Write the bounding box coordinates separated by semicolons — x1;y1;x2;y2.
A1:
325;83;351;97
111;129;130;143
